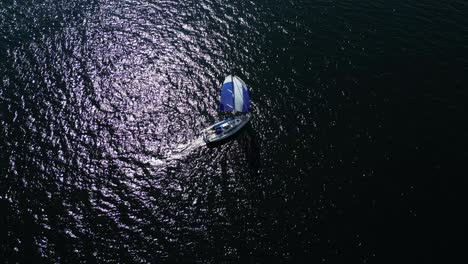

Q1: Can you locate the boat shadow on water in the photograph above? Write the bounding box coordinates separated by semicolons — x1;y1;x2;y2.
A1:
206;123;261;176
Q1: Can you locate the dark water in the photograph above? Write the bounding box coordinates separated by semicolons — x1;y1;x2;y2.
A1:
0;0;466;263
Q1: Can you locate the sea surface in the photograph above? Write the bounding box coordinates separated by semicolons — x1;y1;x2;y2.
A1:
0;0;466;263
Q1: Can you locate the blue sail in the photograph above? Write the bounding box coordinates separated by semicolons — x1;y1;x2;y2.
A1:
219;75;250;113
220;81;234;111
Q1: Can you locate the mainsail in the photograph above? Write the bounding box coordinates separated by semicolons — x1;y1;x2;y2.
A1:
219;75;250;113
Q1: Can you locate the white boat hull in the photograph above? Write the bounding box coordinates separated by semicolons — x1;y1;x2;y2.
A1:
202;114;251;143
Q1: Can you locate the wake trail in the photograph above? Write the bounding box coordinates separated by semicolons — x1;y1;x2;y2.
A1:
146;136;206;167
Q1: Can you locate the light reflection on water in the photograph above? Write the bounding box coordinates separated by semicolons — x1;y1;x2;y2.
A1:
2;0;267;261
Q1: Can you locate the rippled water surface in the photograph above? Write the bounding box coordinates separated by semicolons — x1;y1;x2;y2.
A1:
1;0;466;262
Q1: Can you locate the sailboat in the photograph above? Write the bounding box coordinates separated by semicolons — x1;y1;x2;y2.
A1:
202;75;251;144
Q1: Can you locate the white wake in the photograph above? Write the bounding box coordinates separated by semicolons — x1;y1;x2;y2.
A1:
146;136;206;167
